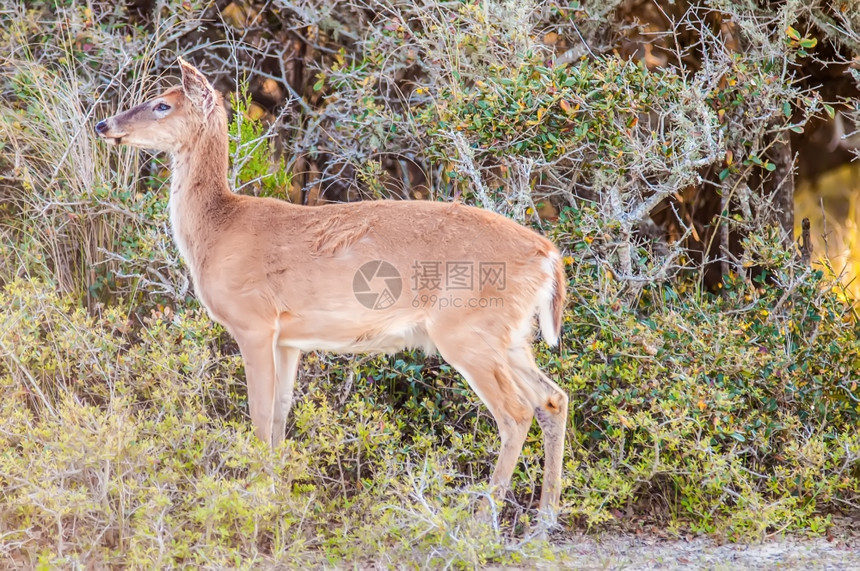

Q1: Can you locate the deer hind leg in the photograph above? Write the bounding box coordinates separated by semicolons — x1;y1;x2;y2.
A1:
507;344;568;524
430;329;536;504
234;330;278;447
272;346;301;448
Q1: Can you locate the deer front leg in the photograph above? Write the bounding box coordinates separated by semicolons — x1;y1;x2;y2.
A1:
235;331;278;447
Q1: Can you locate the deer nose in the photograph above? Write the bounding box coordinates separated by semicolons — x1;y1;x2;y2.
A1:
95;120;108;134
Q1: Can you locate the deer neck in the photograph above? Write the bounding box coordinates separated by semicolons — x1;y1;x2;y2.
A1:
168;125;232;271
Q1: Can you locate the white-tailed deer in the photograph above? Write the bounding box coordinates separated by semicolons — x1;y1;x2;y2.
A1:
95;59;569;524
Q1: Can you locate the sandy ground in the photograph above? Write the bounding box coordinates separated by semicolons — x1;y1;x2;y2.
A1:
548;534;860;570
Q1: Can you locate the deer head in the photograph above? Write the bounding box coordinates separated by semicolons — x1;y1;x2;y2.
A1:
94;58;223;153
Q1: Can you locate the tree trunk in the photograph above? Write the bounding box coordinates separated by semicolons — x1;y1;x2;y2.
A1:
768;130;795;244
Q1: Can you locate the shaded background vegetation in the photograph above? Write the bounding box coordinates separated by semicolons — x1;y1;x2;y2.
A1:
1;0;859;567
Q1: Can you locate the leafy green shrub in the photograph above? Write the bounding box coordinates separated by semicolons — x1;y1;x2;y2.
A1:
542;206;860;537
227;88;292;199
0;277;564;567
441;57;686;161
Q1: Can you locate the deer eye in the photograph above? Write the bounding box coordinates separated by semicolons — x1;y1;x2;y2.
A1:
154;103;171;112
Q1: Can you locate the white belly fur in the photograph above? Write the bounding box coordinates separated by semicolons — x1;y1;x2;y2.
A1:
277;322;437;355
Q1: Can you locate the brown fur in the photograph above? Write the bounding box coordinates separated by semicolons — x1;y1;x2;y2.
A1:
95;59;570;524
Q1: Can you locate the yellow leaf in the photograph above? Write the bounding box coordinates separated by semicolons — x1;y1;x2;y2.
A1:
261;79;281;99
222;2;257;29
247;102;266;121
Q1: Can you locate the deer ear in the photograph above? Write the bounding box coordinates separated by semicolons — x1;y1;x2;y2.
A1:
178;57;216;114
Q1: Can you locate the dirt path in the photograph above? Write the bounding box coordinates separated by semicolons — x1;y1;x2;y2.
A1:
552;534;860;570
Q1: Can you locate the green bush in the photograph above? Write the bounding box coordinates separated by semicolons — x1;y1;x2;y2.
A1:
227;88;292;199
545;207;860;536
0;278;559;567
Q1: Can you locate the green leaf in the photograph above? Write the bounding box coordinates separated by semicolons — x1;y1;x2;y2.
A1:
313;78;325;91
782;101;791;118
764;161;777;172
786;26;801;41
790;125;804;133
823;103;835;118
799;37;818;49
718;168;730;181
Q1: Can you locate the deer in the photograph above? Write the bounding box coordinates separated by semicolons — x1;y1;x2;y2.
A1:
95;59;569;525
